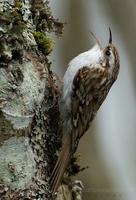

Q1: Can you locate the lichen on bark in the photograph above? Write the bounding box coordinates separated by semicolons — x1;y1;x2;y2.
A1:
0;0;84;199
0;0;64;199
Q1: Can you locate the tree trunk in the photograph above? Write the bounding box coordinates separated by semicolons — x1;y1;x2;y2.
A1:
0;0;83;199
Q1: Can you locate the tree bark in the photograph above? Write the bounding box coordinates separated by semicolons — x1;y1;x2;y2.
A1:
0;0;84;199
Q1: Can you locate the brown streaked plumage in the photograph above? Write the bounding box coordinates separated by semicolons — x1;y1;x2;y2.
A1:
49;28;120;194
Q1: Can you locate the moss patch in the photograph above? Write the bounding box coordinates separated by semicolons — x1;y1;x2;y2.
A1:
34;31;54;55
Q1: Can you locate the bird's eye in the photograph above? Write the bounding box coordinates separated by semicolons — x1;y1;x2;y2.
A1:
105;50;111;56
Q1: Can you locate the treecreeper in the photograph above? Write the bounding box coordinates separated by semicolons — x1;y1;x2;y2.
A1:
49;28;120;195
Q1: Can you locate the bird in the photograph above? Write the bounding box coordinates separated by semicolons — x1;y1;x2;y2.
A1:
49;28;120;194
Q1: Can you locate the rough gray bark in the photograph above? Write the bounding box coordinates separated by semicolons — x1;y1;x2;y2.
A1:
0;0;84;199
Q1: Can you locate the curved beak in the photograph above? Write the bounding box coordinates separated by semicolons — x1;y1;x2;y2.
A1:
109;27;112;44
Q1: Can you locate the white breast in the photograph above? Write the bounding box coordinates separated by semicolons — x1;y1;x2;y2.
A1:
59;43;105;132
61;44;105;107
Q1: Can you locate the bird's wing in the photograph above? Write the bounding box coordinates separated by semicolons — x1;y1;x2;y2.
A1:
71;66;101;153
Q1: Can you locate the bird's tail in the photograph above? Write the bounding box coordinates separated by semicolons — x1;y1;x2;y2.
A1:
49;134;71;194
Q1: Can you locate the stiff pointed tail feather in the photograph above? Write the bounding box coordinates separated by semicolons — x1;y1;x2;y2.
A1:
49;135;72;194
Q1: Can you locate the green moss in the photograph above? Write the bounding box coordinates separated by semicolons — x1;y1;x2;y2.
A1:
14;0;22;9
5;7;10;13
72;190;77;200
0;0;26;32
13;10;20;17
17;20;27;29
34;31;54;55
12;2;27;31
67;154;90;176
